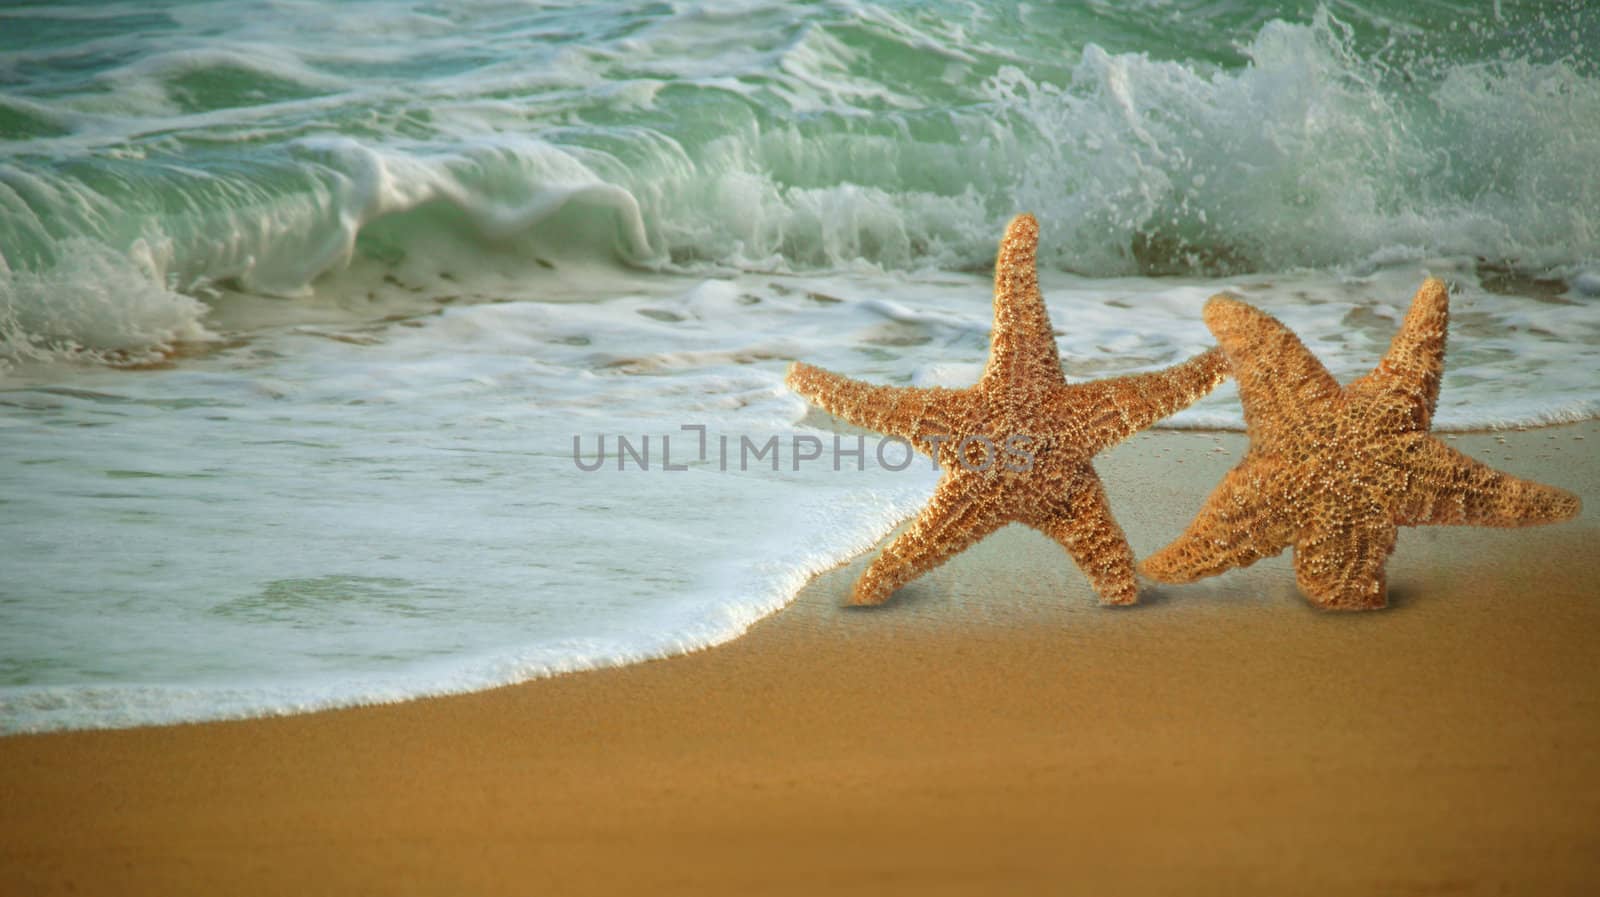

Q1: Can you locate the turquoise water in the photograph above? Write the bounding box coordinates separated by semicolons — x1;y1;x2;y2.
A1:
4;0;1598;361
1;1;1597;732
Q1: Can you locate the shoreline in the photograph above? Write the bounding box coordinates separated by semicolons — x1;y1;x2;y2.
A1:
2;422;1596;895
9;420;1587;739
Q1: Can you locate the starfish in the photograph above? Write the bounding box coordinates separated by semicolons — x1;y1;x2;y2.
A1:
786;213;1228;606
1141;279;1582;610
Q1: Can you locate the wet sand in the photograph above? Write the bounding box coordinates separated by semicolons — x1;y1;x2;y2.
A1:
2;424;1596;896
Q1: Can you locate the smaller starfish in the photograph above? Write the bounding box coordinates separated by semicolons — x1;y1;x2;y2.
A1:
1141;279;1581;610
787;214;1228;606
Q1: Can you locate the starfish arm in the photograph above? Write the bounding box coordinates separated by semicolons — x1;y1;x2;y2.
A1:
1031;472;1138;605
850;473;1005;606
981;213;1064;389
1349;278;1450;432
1139;456;1295;583
1292;517;1399;611
1050;347;1231;452
1399;439;1582;527
1203;296;1342;444
786;362;965;453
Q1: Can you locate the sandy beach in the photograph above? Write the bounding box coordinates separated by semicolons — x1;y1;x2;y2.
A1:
2;423;1596;896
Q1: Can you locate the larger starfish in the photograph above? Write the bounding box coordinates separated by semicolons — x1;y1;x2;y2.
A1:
787;214;1228;606
1141;279;1581;610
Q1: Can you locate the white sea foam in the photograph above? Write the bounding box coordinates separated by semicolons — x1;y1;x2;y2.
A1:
0;238;213;365
0;276;941;733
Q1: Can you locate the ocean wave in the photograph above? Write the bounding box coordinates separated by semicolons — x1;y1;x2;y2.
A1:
0;138;656;365
0;238;211;365
1;2;1596;363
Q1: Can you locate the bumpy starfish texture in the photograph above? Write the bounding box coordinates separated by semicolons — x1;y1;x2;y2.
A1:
1141;279;1581;610
787;214;1228;606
